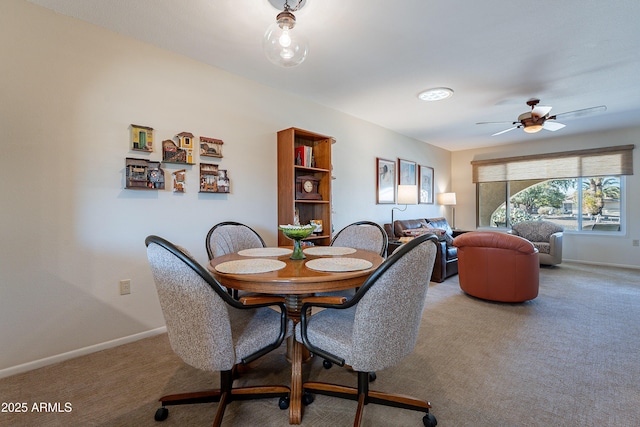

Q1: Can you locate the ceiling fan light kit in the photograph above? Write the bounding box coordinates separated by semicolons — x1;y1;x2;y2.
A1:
264;0;308;67
478;98;605;136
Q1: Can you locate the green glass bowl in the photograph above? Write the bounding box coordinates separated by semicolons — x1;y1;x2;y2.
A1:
279;225;315;240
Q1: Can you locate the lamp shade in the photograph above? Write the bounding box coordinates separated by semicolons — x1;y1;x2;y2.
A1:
437;192;457;206
397;185;418;205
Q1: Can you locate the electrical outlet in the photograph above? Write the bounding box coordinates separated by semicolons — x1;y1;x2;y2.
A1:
633;240;640;247
119;279;131;295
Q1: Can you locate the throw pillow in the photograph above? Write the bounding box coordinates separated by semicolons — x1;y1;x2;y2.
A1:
403;227;447;241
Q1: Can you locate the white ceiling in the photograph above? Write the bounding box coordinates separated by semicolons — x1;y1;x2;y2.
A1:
27;0;640;151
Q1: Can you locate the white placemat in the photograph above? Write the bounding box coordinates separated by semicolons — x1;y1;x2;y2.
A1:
305;257;373;272
303;246;357;256
214;259;286;274
237;247;293;257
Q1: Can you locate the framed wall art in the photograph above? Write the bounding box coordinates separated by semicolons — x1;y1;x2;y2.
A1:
398;159;417;185
376;157;396;204
419;165;434;204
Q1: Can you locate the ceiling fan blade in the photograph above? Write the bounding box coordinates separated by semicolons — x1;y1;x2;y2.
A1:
532;105;552;117
543;121;566;131
553;105;607;120
492;126;518;136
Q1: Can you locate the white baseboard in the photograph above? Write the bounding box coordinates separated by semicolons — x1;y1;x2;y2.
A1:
563;259;640;270
0;326;167;379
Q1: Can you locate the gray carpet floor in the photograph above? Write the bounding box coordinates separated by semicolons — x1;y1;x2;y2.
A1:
1;262;638;426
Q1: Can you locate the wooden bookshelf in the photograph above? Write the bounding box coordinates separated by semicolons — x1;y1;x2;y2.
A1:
277;127;334;246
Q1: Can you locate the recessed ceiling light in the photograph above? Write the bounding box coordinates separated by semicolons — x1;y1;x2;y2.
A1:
418;87;454;101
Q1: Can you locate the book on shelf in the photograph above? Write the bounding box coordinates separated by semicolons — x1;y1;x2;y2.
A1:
294;145;313;167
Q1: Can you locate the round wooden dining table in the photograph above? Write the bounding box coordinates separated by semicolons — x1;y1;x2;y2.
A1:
207;246;384;425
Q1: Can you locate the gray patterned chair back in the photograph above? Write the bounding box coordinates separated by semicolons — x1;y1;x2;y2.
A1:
301;235;437;372
349;237;436;371
147;241;237;372
206;222;266;260
331;221;388;257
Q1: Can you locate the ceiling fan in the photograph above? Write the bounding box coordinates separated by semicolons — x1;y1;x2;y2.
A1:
477;99;607;136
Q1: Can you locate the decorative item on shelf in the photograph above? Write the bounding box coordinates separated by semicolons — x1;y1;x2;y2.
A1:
172;169;186;193
310;219;323;234
437;192;457;229
263;0;308;68
296;175;321;199
125;158;164;190
391;184;418;224
199;136;223;158
419;165;434;204
294;145;313;167
130;124;153;152
279;224;315;260
293;208;300;225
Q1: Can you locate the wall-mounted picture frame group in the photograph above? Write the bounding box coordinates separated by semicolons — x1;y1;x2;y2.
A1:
376;157;396;204
419;165;434;204
398;159;417;185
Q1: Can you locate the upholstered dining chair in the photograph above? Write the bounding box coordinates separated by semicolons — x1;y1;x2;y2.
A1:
325;220;389;374
295;233;439;427
205;221;266;298
145;235;290;426
330;220;388;257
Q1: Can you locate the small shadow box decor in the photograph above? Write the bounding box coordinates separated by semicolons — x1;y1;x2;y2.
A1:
200;164;230;193
162;132;195;164
130;124;153;152
200;136;223;158
172;169;186;193
125;158;165;190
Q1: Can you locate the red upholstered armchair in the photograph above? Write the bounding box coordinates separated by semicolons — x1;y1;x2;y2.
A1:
453;232;539;303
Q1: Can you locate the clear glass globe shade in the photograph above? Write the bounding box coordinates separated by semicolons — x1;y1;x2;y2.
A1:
263;22;308;67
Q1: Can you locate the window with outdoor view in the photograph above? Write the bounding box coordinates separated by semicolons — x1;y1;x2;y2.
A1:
472;145;633;233
478;177;623;232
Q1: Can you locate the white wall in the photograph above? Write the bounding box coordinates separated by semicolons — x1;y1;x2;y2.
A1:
0;0;450;376
451;127;640;268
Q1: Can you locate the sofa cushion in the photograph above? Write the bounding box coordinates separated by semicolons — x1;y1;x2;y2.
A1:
426;217;453;236
393;219;429;237
402;227;447;240
533;242;551;254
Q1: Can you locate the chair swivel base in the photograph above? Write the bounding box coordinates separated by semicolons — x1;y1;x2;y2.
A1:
303;371;436;427
154;370;290;426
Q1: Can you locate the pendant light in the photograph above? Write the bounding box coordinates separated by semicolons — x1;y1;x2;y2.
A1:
263;0;309;67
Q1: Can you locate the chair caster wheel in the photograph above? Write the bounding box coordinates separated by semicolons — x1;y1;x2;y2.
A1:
302;392;314;406
278;396;290;410
322;359;333;369
423;412;437;427
369;371;376;382
154;407;168;421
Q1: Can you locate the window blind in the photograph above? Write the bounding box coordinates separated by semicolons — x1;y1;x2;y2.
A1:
471;144;634;183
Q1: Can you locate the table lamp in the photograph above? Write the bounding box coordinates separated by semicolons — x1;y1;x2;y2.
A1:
391;185;418;229
437;192;457;229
